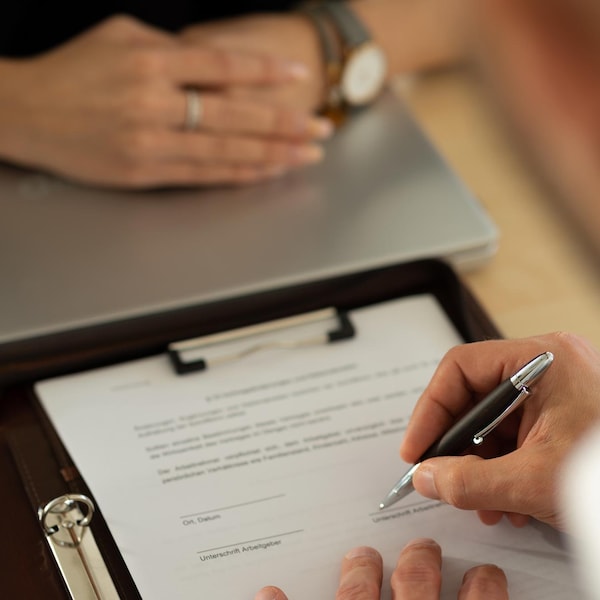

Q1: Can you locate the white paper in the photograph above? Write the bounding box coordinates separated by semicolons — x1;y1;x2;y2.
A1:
36;295;580;599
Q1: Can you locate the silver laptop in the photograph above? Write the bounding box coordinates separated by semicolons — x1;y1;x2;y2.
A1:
0;92;497;345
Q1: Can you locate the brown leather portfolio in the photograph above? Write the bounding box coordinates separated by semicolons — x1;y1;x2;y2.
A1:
0;260;500;599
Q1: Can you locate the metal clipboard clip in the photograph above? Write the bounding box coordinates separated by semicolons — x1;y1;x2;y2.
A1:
38;494;119;600
168;307;356;375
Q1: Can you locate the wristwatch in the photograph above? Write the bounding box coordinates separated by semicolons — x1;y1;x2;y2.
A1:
320;1;387;106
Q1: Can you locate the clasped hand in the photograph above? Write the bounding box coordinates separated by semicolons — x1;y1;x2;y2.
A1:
0;15;331;188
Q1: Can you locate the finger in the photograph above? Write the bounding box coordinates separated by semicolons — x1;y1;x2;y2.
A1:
507;512;530;528
478;509;530;528
106;74;328;140
390;538;442;600
84;161;291;189
412;452;550;517
91;14;177;46
477;509;504;526
458;564;508;600
336;547;383;600
153;90;333;139
159;130;325;166
182;93;333;140
399;338;553;463
254;586;288;600
164;46;310;86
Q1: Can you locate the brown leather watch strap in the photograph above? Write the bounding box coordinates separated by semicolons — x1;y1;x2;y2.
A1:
298;4;349;124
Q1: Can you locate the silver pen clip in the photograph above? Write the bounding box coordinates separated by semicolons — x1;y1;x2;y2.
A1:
472;387;530;445
473;351;554;445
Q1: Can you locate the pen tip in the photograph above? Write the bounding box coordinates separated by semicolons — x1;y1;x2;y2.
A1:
379;503;385;510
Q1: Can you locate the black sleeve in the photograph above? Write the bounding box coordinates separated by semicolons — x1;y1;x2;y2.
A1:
0;2;115;56
0;0;300;57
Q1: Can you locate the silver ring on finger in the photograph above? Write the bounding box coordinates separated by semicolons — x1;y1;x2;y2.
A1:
184;89;203;131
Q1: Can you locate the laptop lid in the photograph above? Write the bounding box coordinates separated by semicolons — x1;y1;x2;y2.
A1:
0;92;497;345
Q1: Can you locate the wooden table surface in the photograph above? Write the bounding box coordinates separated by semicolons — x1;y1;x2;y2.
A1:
396;67;600;348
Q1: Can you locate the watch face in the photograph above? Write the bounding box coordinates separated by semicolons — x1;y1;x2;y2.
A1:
341;43;387;105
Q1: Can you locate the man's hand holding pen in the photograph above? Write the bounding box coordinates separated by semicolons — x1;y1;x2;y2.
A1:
401;332;600;531
379;351;554;510
255;332;600;599
254;333;600;598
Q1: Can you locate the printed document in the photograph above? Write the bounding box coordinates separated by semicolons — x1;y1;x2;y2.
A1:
36;295;580;598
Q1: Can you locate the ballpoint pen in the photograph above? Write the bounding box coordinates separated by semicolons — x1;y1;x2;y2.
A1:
378;351;554;510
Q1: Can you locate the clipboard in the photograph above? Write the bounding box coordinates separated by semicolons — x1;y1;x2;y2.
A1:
0;259;501;599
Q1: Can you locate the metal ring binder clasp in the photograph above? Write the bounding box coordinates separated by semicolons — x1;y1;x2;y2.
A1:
39;494;95;548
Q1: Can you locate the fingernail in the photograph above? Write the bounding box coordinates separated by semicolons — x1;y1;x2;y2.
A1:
344;546;380;560
413;464;440;500
402;538;439;551
308;117;335;139
254;587;278;600
291;145;324;164
264;165;288;178
462;564;505;585
283;61;310;80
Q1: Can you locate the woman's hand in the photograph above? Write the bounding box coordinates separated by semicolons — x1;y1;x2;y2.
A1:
401;333;600;530
180;13;327;111
0;15;332;188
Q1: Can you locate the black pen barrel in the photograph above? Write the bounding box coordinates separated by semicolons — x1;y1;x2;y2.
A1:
419;378;518;461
